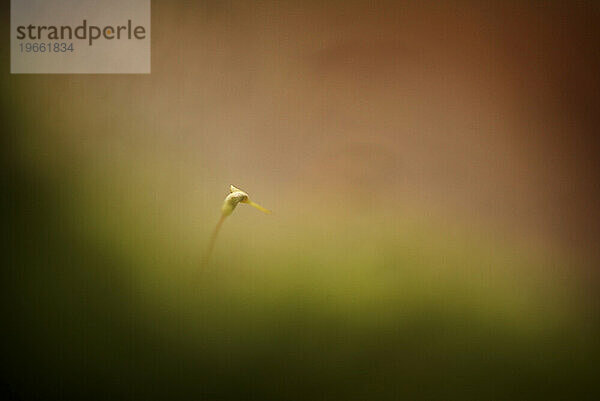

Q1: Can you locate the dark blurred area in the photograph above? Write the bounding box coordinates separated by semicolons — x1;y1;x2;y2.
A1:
2;1;600;400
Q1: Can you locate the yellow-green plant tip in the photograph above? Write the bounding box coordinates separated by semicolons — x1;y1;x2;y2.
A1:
205;185;272;265
221;190;248;216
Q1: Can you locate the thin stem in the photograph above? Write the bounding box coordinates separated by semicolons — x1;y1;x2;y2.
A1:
246;200;271;214
204;214;226;266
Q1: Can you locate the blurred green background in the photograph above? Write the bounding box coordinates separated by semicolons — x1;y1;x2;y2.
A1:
2;1;600;400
